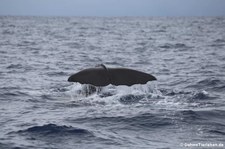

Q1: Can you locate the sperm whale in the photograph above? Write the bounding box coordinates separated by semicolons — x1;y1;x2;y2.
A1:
68;64;156;87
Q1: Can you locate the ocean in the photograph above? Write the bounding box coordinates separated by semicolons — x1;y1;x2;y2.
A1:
0;16;225;149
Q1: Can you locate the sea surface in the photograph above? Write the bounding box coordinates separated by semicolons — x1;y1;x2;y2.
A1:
0;16;225;149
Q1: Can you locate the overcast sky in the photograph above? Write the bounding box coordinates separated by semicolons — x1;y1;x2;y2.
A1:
0;0;225;16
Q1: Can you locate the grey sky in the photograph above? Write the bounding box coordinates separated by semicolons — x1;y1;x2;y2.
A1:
0;0;225;16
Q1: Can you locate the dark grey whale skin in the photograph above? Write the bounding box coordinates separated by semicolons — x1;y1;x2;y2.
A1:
68;65;156;87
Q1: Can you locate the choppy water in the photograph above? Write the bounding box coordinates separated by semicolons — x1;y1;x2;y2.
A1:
0;16;225;149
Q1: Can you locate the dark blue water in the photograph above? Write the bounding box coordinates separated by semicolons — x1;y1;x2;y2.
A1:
0;16;225;149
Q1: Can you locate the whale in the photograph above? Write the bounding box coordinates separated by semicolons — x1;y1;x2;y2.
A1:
68;64;156;87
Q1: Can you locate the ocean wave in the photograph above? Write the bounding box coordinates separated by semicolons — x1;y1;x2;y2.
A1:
160;88;215;101
187;90;216;101
186;77;225;92
176;110;225;126
66;83;164;108
214;39;225;43
153;29;166;32
118;94;144;104
72;113;173;129
66;84;219;110
68;82;157;97
127;113;173;128
6;124;96;149
208;130;225;136
198;78;223;86
178;110;202;122
160;89;191;96
210;39;225;47
156;88;219;109
46;71;68;76
2;29;14;35
213;85;225;92
0;142;12;149
16;124;93;136
6;64;23;69
159;43;189;49
0;90;31;101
